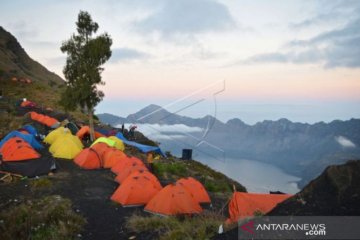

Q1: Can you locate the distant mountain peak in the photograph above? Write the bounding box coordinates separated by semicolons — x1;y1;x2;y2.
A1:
226;118;247;126
140;104;163;112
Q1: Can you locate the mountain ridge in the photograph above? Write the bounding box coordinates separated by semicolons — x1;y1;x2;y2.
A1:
98;104;360;187
98;103;360;128
0;26;64;84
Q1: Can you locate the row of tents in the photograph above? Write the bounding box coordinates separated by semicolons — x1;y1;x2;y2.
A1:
1;104;293;223
70;131;211;215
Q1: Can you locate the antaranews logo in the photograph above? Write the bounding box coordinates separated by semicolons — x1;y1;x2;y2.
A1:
240;220;255;234
256;222;326;236
240;220;326;237
236;217;350;240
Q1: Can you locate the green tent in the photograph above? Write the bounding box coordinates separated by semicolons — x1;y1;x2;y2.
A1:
90;137;116;148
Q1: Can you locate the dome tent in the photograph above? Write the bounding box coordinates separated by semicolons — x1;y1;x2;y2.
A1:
49;134;83;159
108;136;125;151
144;183;202;216
111;170;162;207
74;148;103;169
0;131;43;150
44;127;71;145
111;156;144;175
226;192;292;223
115;163;148;184
176;177;211;204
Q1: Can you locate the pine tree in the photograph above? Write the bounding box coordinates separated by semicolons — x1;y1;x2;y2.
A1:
60;11;112;141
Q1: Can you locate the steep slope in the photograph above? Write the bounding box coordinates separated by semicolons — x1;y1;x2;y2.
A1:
0;26;63;85
269;160;360;215
0;26;87;136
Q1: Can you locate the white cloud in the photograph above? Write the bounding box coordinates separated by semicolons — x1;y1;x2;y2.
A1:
335;136;356;148
116;123;203;141
133;0;235;36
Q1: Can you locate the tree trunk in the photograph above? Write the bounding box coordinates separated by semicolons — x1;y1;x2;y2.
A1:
88;107;95;142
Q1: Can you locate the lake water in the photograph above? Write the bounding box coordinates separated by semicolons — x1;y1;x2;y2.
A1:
194;156;301;194
124;123;301;194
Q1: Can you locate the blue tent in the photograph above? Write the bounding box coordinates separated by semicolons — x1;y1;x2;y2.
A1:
0;131;43;150
22;125;38;136
115;132;165;157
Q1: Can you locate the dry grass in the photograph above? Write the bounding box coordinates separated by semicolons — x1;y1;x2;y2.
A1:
30;178;53;190
0;195;86;240
126;212;225;240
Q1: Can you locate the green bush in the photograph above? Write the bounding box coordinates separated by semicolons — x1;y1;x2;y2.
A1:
126;212;224;240
0;195;86;240
204;180;232;193
153;162;187;178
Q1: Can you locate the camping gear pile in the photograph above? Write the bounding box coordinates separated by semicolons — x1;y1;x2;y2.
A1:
116;132;165;157
20;100;36;108
0;126;56;177
29;111;60;128
76;126;105;140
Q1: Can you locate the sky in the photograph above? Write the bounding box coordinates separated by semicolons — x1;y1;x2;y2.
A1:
1;0;360;124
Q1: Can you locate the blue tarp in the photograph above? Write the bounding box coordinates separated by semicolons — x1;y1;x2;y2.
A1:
115;132;166;157
22;125;38;136
95;128;109;136
0;131;43;150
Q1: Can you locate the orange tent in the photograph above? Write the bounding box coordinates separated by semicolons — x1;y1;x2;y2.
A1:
90;142;111;159
145;183;202;216
74;148;102;169
0;137;40;161
111;171;162;206
29;112;59;128
127;169;161;187
115;163;148;184
102;148;128;168
176;177;211;204
76;126;105;140
227;192;293;223
21;100;36;107
42;116;58;127
111;156;144;175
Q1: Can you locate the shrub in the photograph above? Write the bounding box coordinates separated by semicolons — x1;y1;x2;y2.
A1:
153;162;187;179
30;178;52;190
0;195;86;240
126;212;224;240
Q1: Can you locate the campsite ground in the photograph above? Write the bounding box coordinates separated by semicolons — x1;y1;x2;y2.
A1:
2;91;359;240
0;157;241;240
0;159;134;239
0;103;246;239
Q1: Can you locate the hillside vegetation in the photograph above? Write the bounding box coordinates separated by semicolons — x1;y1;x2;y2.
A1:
0;26;89;136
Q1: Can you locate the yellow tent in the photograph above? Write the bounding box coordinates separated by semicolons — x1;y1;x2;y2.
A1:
49;134;83;159
52;143;82;159
91;137;115;148
44;127;71;144
108;136;125;151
